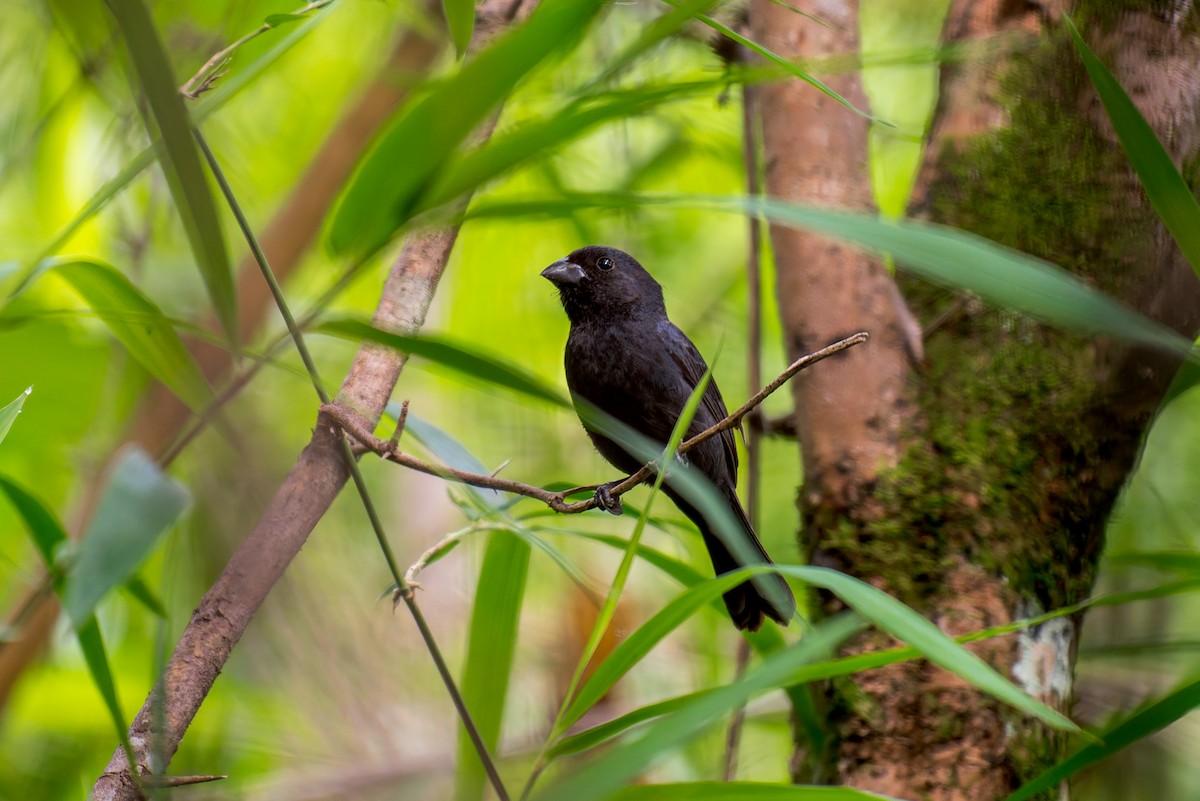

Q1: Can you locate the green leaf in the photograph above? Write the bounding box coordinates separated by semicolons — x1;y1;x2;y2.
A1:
104;0;237;346
1005;677;1200;801
321;318;568;407
13;8;328;291
0;477;139;779
456;531;529;801
1065;16;1200;276
63;448;190;626
562;570;761;732
534;615;864;801
779;565;1078;733
0;477;68;582
549;689;719;759
264;12;307;27
473;192;1198;359
418;82;718;213
123;576;168;619
611;783;897;801
326;0;608;258
1107;551;1200;576
400;411;509;510
443;0;475;58
0;386;31;446
53;259;212;412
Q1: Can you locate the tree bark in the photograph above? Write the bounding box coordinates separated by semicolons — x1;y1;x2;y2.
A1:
749;0;1200;797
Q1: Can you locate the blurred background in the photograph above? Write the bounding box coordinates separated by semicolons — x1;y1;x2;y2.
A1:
0;0;1197;799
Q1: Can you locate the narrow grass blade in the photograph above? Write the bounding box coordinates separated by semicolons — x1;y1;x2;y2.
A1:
456;531;530;801
778;565;1078;733
105;0;237;346
322;318;569;406
534;615;864;801
562;571;760;732
63;448;190;626
53;259;212;412
1005;677;1200;801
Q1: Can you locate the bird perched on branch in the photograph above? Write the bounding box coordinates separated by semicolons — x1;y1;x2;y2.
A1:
542;245;795;631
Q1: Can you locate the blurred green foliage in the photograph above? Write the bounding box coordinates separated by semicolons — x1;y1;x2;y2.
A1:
0;1;1197;800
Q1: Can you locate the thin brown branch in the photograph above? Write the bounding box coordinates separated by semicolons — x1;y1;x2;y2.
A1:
323;331;868;512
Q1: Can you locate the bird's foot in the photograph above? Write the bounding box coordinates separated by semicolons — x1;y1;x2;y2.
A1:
594;481;625;516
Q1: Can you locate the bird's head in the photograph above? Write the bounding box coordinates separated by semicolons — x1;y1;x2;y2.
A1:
541;246;665;324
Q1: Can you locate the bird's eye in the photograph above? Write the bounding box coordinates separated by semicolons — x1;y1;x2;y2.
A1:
598;257;614;271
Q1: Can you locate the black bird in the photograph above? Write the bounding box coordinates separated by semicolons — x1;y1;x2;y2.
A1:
542;245;795;631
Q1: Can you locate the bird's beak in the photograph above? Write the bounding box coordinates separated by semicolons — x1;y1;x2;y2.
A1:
541;258;586;286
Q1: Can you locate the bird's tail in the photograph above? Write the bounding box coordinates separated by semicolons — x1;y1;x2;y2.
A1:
666;485;796;632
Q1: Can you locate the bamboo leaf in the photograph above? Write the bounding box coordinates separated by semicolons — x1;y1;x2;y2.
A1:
472;192;1198;359
0;477;139;778
322;318;569;407
53;259;212;412
455;531;529;801
534;615;864;801
0;477;68;581
444;0;475;58
0;386;31;446
104;0;237;346
1005;677;1200;801
14;8;328;292
63;448;190;626
326;0;608;258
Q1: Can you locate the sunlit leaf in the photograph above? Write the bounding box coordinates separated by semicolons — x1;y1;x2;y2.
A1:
327;0;608;258
1006;677;1200;801
104;0;237;346
63;448;190;626
14;9;328;290
456;531;529;801
53;259;212;412
322;318;568;407
0;386;31;446
418;82;719;213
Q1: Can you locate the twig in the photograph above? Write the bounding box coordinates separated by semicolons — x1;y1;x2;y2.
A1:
179;1;336;99
324;331;869;511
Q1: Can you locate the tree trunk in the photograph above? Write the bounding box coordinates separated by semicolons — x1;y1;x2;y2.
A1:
748;0;1200;797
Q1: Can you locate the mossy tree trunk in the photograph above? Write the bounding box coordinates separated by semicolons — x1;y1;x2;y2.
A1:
748;0;1200;797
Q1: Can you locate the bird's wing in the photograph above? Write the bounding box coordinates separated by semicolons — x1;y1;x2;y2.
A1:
659;321;739;479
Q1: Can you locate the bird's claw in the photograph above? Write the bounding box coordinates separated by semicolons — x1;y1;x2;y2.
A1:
595;482;624;516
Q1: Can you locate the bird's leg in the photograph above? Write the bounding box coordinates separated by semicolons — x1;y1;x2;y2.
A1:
594;480;625;516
